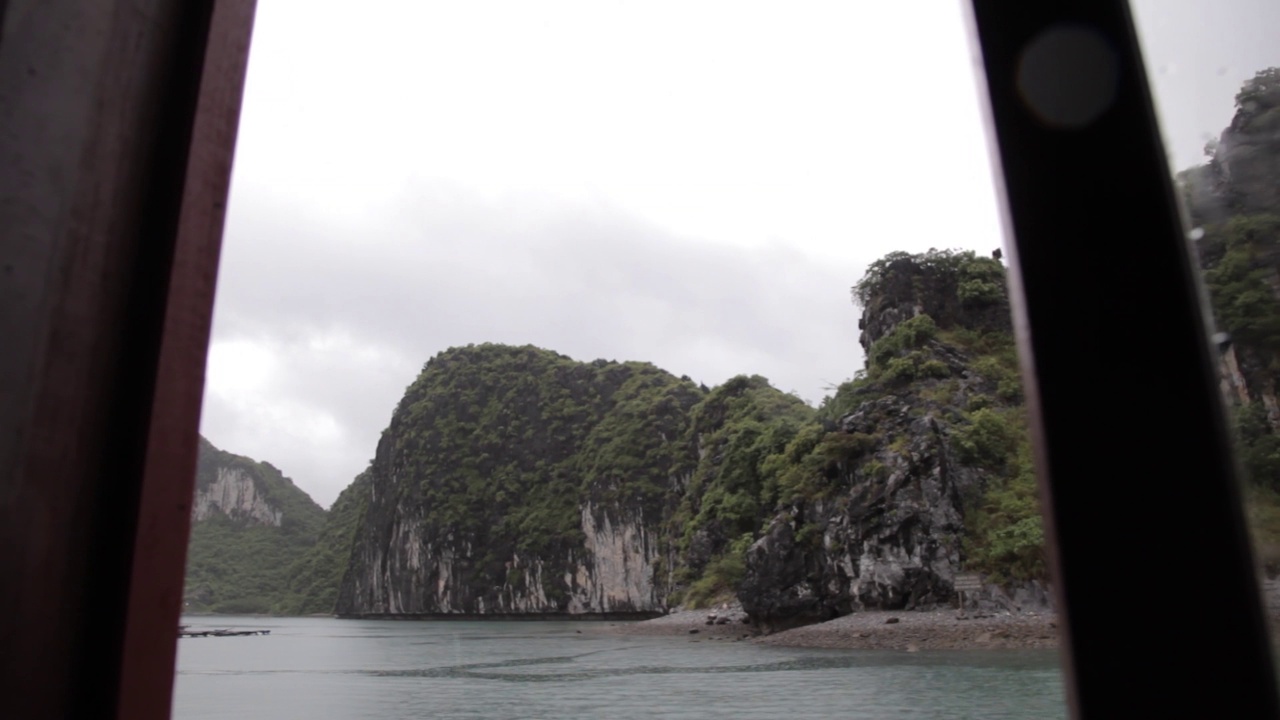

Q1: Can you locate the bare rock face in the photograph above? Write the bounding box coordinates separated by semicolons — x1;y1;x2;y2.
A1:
740;400;985;630
193;466;284;526
338;490;667;616
191;436;318;528
740;250;1036;630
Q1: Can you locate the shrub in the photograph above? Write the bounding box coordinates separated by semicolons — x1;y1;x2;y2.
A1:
868;315;939;370
962;460;1046;583
818;432;880;464
953;408;1019;470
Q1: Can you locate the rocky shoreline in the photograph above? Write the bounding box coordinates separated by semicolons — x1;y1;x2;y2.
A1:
600;586;1280;651
599;604;1059;650
755;609;1058;651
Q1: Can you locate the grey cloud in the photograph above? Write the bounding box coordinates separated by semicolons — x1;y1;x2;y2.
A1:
203;186;871;506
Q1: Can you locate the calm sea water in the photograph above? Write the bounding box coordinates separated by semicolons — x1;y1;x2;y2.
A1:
172;616;1065;719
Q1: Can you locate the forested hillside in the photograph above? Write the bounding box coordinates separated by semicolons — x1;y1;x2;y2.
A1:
184;436;326;614
192;67;1280;621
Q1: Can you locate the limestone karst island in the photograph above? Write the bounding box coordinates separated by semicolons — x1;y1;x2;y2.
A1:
186;69;1280;649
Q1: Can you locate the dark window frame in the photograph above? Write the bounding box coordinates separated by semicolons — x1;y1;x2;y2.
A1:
0;1;1275;717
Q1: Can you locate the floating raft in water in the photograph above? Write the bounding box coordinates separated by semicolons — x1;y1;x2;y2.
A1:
178;628;270;638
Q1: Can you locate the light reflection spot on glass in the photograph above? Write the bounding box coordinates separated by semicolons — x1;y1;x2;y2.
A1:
1016;23;1120;130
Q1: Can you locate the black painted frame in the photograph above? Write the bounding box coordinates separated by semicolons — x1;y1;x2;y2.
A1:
965;1;1278;717
1;1;1278;718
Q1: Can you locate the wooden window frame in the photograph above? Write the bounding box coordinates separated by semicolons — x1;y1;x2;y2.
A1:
0;1;1275;717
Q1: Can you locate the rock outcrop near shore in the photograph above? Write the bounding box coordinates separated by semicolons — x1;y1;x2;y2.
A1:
738;251;1050;630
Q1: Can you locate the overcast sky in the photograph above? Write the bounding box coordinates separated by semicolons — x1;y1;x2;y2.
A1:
199;0;1280;508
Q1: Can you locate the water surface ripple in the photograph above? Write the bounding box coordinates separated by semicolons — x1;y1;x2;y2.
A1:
173;616;1065;719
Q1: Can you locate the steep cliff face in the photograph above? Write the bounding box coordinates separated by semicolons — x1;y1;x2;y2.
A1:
1180;67;1280;571
1205;68;1280;218
334;344;814;616
335;345;703;616
183;436;326;613
339;492;668;616
193;465;285;526
1183;71;1280;430
740;250;1043;629
329;252;1050;623
191;436;325;530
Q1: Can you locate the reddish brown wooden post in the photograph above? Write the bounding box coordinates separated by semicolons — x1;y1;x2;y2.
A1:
116;2;258;718
0;2;255;718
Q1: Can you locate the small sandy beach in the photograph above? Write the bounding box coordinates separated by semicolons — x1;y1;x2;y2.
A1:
755;609;1057;651
598;604;1059;651
598;581;1280;651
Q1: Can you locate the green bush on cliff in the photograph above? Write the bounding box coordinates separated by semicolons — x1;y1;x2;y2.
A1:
817;431;879;465
673;375;814;575
282;472;371;614
680;533;755;608
759;423;827;506
868;315;939;371
970;356;1022;402
1201;215;1280;354
953;408;1021;471
853;249;1004;309
1232;402;1280;491
956;404;1046;582
957;256;1007;307
816;372;879;423
963;456;1046;583
882;352;950;383
1179;70;1280;573
576;370;705;515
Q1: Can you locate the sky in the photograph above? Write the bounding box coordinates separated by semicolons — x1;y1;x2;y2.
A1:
200;0;1280;508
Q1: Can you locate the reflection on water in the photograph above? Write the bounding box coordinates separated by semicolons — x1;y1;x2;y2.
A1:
172;617;1064;719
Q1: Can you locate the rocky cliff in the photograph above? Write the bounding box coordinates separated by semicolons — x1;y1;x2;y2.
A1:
196;67;1280;621
333;345;815;617
1180;67;1280;571
183;436;327;613
192;257;1052;622
193;465;285;527
328;250;1048;624
738;250;1047;630
335;347;699;616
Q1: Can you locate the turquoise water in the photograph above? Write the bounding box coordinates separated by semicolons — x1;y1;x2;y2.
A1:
172;616;1066;719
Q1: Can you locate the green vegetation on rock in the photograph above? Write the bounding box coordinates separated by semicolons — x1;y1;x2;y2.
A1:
1181;67;1280;574
382;345;702;577
842;249;1045;583
283;472;372;614
669;375;815;604
184;437;327;614
338;344;831;613
192;66;1280;621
